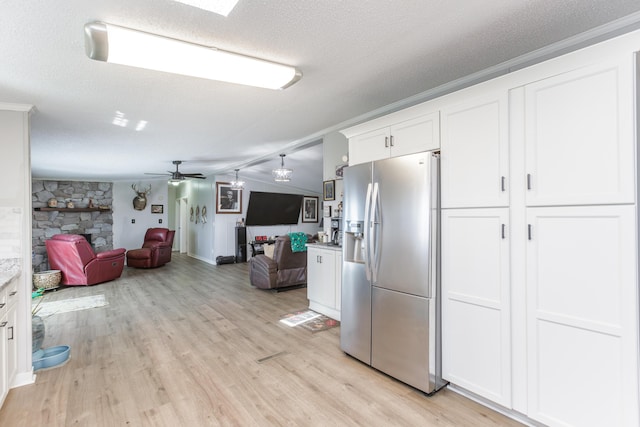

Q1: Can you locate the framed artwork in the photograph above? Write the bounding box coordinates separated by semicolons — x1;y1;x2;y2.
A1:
150;204;163;214
323;205;332;217
302;196;319;223
216;182;242;214
323;180;335;201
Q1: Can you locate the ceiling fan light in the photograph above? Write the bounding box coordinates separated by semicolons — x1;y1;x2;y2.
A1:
84;21;302;90
272;154;292;182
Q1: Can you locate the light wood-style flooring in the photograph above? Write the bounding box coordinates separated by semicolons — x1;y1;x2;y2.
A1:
0;254;522;426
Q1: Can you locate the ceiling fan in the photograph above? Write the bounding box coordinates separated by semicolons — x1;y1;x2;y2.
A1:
146;160;206;181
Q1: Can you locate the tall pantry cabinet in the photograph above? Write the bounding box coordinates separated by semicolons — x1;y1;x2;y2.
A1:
440;42;639;427
517;58;637;427
440;89;512;408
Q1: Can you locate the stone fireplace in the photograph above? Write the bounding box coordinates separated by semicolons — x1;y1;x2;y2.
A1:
32;180;114;272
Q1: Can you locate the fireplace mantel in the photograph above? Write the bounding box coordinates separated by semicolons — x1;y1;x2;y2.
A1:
34;207;111;213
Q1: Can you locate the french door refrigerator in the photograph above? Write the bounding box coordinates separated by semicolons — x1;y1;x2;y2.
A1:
340;150;446;394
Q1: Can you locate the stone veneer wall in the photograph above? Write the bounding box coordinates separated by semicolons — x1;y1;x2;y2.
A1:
32;180;114;272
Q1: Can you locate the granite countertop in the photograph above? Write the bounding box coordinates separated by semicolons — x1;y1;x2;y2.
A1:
306;242;343;251
0;258;21;289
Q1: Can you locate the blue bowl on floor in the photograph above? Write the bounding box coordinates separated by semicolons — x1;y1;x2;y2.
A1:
33;345;70;371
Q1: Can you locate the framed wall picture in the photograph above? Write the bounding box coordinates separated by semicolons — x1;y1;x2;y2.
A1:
323;180;335;201
216;182;242;214
323;205;332;217
302;196;319;223
150;204;163;214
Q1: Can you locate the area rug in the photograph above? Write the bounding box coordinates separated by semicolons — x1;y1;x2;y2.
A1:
34;294;108;317
280;309;340;333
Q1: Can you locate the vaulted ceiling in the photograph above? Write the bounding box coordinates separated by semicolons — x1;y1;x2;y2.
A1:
3;1;640;193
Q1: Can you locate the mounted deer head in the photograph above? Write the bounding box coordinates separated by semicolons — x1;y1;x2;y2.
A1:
131;183;152;211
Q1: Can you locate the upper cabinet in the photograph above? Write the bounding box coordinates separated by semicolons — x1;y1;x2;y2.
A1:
440;91;509;208
524;60;635;207
343;109;440;165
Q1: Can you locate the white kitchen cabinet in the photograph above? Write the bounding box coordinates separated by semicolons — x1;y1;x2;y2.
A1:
0;277;19;408
346;111;440;165
525;205;638;427
440;91;509;208
524;60;635;207
441;208;511;407
348;127;390;165
307;245;342;320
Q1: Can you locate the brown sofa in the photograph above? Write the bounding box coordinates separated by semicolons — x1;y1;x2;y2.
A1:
249;235;308;290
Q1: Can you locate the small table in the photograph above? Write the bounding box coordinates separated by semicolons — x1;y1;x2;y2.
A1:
249;239;276;256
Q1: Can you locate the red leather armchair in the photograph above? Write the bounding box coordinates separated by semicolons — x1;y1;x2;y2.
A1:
126;228;175;268
45;234;126;286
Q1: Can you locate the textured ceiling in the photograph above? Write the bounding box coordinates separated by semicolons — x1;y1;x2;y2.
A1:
2;1;640;193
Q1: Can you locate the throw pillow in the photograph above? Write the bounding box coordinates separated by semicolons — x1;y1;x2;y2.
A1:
263;244;275;259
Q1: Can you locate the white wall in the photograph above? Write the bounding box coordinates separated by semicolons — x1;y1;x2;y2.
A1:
210;174;322;262
321;131;348;234
186;179;215;262
112;179;169;251
111;142;336;265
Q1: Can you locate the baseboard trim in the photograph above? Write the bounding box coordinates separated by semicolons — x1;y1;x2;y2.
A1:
447;383;545;427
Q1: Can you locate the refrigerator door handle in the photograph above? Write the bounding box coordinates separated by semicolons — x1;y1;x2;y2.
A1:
371;182;380;283
363;182;373;281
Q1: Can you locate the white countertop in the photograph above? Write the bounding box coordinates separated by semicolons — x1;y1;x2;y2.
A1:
0;258;21;289
306;242;343;252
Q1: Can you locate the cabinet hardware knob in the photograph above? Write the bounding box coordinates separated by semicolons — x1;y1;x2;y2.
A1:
528;224;533;240
389;135;394;147
0;321;7;328
527;174;532;190
9;291;16;296
501;176;506;192
8;326;13;340
501;224;506;239
0;303;5;309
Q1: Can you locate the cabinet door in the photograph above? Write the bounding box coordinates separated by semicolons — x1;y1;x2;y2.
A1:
348;127;390;165
526;205;638;427
5;305;17;390
524;60;634;206
0;312;7;406
307;248;336;308
441;208;511;406
441;91;509;208
389;111;440;157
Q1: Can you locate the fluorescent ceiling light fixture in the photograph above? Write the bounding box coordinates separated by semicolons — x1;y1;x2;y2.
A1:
173;0;240;17
84;21;302;90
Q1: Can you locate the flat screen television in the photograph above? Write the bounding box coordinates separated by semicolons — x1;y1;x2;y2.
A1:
245;191;303;226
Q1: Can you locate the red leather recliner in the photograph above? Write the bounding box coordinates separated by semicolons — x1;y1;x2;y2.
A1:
126;228;175;268
45;234;126;286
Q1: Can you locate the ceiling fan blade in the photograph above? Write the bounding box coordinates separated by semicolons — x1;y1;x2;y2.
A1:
182;173;205;177
145;172;171;176
188;175;206;179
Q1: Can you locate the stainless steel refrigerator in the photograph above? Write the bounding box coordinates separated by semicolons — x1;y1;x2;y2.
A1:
340;151;446;394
